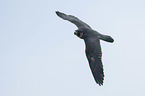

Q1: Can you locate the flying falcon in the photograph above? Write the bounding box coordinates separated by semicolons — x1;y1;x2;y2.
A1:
56;11;114;86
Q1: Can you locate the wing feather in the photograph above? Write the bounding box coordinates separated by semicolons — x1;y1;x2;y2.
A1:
56;11;91;29
84;37;104;86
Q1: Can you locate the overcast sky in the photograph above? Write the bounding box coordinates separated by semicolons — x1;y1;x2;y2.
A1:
0;0;145;96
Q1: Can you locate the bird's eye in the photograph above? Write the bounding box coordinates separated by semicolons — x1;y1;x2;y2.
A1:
79;32;83;38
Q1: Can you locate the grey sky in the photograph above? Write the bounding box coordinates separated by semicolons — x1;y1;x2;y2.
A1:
0;0;145;96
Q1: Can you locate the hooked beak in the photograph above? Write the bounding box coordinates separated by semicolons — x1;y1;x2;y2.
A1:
74;31;78;35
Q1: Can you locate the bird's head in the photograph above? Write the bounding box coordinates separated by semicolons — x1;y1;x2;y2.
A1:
74;30;84;39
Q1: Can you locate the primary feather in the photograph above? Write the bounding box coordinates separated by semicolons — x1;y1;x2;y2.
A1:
56;11;91;29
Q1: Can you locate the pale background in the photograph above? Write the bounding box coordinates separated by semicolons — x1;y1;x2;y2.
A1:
0;0;145;96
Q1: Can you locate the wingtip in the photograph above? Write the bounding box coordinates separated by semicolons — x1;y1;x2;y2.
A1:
97;81;104;86
55;11;60;15
98;83;103;86
55;11;64;17
55;11;68;20
55;11;59;13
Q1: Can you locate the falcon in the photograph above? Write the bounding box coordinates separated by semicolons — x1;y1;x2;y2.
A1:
56;11;114;86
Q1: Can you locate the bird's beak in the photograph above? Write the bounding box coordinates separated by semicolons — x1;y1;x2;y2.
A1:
74;31;78;35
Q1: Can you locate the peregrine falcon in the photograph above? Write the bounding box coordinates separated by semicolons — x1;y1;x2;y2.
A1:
56;11;114;86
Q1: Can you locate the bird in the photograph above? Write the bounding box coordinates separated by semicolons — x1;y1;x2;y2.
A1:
55;11;114;86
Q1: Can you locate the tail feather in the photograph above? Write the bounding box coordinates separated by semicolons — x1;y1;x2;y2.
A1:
99;35;114;43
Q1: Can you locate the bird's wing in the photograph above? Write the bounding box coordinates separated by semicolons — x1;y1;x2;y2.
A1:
84;37;104;86
56;11;91;29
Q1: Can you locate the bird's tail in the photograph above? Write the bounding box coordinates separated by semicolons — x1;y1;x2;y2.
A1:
99;34;114;43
